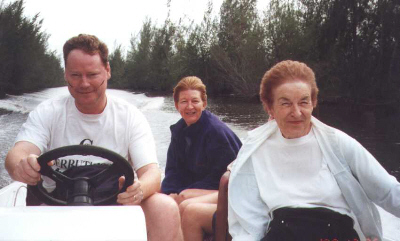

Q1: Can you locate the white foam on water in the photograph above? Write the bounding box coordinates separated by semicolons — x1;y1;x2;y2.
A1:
0;87;165;113
0;87;69;113
106;90;165;111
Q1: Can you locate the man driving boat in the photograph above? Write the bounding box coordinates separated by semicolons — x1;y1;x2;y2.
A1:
4;34;183;241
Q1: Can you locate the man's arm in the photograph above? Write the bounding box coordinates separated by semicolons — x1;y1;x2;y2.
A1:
136;163;161;199
5;141;41;185
117;163;161;205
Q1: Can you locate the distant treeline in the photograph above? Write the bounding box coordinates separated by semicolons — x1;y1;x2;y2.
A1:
1;0;398;105
109;0;399;104
0;0;64;98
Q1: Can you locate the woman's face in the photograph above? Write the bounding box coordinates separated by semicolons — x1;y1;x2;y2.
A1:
266;81;314;139
175;89;207;126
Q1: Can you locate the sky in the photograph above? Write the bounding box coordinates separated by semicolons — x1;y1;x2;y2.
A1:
5;0;270;58
5;0;226;57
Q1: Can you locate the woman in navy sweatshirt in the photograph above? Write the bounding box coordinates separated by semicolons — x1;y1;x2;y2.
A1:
161;76;242;240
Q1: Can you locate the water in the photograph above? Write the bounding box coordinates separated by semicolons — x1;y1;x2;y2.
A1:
0;87;262;187
0;87;399;239
0;87;399;185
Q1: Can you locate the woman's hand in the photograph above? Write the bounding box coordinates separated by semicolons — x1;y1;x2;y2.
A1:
169;193;180;203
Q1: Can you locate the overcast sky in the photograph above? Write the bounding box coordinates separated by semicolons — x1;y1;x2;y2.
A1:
5;0;223;56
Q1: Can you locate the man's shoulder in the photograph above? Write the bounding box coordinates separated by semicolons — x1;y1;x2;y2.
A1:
35;94;71;112
106;95;147;125
107;95;140;112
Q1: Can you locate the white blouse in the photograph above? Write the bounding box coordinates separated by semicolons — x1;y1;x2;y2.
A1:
252;127;351;216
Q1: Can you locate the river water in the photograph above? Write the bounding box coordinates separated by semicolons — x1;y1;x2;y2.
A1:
0;87;399;239
0;87;258;187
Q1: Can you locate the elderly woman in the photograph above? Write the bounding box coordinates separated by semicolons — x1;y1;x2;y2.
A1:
161;76;242;240
228;60;400;241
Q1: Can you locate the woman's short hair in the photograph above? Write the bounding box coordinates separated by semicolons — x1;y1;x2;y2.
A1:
260;60;319;108
173;76;207;103
63;34;109;67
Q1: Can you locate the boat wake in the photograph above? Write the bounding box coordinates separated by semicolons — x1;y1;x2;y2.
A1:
0;87;165;114
0;87;173;187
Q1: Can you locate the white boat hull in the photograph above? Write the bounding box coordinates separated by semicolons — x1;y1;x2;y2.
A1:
0;182;147;241
0;181;27;207
1;181;399;241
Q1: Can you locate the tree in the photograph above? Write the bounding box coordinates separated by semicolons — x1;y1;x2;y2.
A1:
125;18;153;90
102;0;399;103
303;0;400;103
108;44;126;89
0;0;63;97
147;17;175;91
169;1;218;88
210;0;267;96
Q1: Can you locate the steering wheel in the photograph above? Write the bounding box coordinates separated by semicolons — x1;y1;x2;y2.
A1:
28;145;134;206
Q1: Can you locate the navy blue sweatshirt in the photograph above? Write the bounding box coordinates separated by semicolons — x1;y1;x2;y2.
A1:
161;110;242;194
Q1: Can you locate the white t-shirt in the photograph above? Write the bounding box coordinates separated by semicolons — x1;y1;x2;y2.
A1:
252;127;351;216
15;94;158;189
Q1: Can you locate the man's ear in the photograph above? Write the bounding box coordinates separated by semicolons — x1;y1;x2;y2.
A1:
203;100;207;109
106;62;111;79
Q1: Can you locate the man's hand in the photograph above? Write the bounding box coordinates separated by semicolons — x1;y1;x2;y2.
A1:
117;176;144;205
5;141;42;185
116;163;160;205
12;154;41;185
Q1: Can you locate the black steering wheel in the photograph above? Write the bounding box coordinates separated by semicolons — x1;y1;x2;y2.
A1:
28;145;134;206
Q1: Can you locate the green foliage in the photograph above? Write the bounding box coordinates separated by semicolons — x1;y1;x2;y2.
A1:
1;0;398;103
107;0;399;104
125;18;154;90
212;0;267;96
108;44;126;88
298;0;400;103
147;17;175;91
0;0;64;97
169;2;218;91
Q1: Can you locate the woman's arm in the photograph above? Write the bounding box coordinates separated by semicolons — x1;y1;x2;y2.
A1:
338;130;400;217
161;140;185;194
228;162;269;241
187;128;241;190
